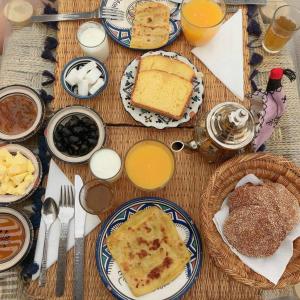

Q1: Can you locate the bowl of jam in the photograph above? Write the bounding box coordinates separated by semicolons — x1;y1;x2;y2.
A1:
0;85;45;142
0;207;33;272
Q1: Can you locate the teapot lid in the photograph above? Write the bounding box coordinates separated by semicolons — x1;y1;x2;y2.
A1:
206;102;255;150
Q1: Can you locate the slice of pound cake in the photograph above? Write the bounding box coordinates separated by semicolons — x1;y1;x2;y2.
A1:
130;2;170;49
139;55;195;82
131;70;193;120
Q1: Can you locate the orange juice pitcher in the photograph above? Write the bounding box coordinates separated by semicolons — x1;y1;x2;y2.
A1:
181;0;226;46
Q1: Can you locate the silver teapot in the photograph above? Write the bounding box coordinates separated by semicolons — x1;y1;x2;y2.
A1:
171;102;256;163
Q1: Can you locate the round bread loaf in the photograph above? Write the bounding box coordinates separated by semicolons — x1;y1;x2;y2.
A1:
224;205;286;257
228;184;275;213
266;182;300;232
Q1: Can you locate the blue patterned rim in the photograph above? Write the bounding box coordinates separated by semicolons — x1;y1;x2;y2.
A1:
100;0;181;50
61;57;109;100
95;197;203;300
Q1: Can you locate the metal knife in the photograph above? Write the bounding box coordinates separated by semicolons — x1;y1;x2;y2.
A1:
224;0;267;5
74;175;85;300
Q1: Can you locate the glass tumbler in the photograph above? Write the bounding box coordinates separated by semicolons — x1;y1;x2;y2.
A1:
262;5;300;54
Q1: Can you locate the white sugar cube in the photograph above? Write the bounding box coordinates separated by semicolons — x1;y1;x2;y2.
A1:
77;61;97;80
65;68;79;86
78;79;89;97
84;68;102;85
89;77;105;95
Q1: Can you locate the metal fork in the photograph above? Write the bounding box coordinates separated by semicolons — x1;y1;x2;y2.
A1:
31;7;125;23
55;185;74;297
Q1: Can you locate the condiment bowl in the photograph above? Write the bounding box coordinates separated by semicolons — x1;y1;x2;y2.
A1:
61;57;109;100
45;106;106;164
0;85;45;142
0;144;42;206
0;207;33;272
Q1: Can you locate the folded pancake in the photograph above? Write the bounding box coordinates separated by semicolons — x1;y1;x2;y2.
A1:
106;206;191;296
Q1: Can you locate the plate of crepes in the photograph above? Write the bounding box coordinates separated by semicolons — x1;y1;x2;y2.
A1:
120;51;204;129
0;144;41;205
96;197;202;300
100;0;181;50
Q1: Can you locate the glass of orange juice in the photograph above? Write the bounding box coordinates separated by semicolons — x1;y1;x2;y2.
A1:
262;5;300;54
181;0;226;46
125;140;175;191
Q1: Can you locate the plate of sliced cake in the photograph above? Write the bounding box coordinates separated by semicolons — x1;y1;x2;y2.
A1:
100;0;181;49
120;51;204;129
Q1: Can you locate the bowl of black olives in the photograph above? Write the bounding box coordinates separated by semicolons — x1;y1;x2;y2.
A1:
45;106;106;163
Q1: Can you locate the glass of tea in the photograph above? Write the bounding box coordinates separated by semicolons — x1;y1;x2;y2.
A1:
79;180;113;214
181;0;226;46
262;5;300;54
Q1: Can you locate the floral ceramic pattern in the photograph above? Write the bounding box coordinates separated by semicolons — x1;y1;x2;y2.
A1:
96;197;203;300
120;51;204;129
100;0;181;49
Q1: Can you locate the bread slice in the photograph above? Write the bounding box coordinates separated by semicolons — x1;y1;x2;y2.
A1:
131;70;193;120
130;1;170;49
139;55;195;82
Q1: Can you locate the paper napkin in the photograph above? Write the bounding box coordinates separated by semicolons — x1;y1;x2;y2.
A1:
213;174;300;285
192;9;244;100
33;159;101;280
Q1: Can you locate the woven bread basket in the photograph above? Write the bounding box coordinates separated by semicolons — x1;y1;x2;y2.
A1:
201;153;300;289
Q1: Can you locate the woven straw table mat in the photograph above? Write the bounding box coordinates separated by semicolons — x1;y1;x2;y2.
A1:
24;1;262;300
50;1;251;126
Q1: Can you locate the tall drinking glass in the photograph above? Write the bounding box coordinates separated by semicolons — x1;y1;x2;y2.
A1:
181;0;226;46
77;21;109;62
262;5;300;54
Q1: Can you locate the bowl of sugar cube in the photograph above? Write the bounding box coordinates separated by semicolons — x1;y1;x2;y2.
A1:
61;57;108;99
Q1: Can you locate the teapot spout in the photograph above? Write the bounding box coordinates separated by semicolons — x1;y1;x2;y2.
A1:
171;140;199;153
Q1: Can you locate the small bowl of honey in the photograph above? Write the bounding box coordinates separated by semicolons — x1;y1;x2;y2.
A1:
0;85;45;142
0;207;33;272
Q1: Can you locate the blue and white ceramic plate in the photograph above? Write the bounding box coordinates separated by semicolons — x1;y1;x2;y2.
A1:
100;0;181;49
96;197;203;300
120;51;204;129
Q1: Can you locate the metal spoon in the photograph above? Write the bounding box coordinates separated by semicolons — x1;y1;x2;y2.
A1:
39;197;59;287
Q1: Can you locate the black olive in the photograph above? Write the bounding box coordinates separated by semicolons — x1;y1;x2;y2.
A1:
87;138;97;146
69;115;80;127
63;137;69;144
88;131;98;138
81;116;94;126
89;124;97;131
62;127;72;137
67;148;74;155
65;120;72;128
70;144;79;152
56;124;64;133
54;131;62;142
69;135;80;143
55;142;64;152
72;126;85;135
79;144;89;155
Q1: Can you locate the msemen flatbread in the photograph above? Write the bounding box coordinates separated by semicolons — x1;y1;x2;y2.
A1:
106;206;191;296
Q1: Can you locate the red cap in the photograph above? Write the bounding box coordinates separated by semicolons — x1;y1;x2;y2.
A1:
270;68;284;80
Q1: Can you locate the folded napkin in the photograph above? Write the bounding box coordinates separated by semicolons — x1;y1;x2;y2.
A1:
33;159;101;280
213;174;300;285
192;10;244;100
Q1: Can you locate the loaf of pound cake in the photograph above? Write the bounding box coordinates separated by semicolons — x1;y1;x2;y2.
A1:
130;2;170;49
